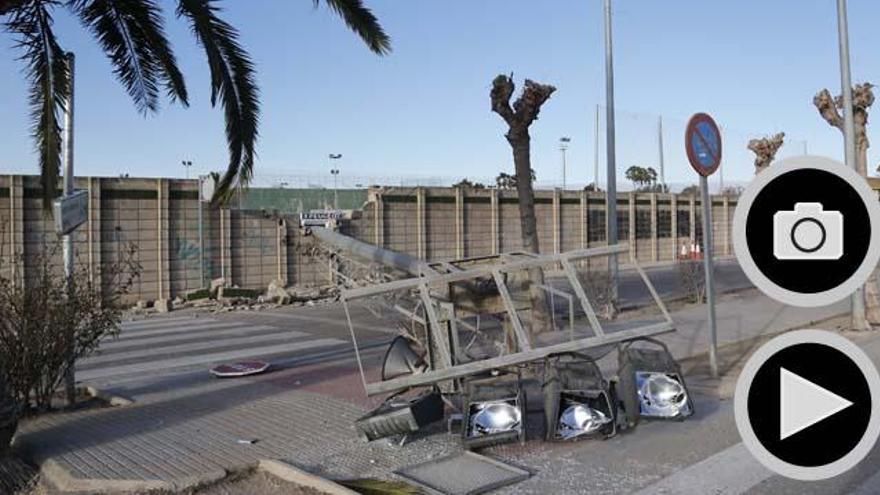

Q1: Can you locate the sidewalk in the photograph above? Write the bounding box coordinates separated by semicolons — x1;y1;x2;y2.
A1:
15;291;849;493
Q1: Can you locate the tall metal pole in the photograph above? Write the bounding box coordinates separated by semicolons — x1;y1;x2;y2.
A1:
62;52;76;404
604;0;619;299
836;0;866;330
700;175;718;378
198;175;205;288
561;146;567;189
594;104;600;188
657;115;666;189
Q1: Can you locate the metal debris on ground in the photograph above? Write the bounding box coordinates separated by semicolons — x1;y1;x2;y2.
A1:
395;451;530;495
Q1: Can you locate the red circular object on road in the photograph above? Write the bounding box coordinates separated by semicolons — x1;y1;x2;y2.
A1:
685;112;722;177
210;361;270;378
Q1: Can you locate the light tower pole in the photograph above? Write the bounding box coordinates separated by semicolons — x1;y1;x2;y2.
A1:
559;137;571;189
182;160;193;179
836;0;866;330
604;0;619;300
329;153;342;209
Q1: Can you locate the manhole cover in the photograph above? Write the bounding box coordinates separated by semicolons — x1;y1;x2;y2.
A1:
395;451;530;495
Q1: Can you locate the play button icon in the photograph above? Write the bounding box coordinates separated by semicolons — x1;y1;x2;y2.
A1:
735;330;880;480
779;367;853;440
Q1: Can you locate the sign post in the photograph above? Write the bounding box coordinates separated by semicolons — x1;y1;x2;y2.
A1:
686;112;722;378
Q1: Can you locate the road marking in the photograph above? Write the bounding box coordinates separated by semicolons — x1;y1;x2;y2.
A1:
262;312;391;333
114;321;244;340
100;325;283;350
83;330;311;366
121;316;210;330
632;442;772;495
79;338;345;381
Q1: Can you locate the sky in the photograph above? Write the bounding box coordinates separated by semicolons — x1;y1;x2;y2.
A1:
2;0;880;191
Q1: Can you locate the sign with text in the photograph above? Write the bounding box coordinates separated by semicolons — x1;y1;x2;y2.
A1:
53;190;88;235
300;209;345;228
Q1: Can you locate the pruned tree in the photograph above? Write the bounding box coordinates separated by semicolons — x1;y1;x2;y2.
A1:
490;74;554;334
814;83;874;176
747;132;785;174
814;83;879;328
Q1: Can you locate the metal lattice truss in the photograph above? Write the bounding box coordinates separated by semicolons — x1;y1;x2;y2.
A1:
339;243;676;397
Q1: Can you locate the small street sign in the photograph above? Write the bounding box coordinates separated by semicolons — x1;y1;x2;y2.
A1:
685;113;722;177
53;190;88;235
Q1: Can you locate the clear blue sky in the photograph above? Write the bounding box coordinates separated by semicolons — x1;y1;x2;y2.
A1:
2;0;879;190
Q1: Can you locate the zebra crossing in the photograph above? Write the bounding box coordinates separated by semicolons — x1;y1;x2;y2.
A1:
77;314;347;383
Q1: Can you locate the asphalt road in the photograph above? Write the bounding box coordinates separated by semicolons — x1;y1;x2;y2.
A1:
72;260;880;494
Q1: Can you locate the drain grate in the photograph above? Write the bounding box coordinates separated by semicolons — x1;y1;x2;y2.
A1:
395;451;530;495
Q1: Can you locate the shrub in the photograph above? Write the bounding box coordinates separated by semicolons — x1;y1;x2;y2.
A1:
677;259;706;303
0;239;141;412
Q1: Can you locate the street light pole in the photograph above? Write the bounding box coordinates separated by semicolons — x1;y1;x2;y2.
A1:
559;137;571;190
604;0;619;301
329;153;342;210
836;0;866;331
182;160;192;179
62;52;76;405
594;104;600;188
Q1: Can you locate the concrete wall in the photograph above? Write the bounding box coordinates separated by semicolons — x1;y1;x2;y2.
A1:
0;176;738;303
359;187;738;266
0;175;322;303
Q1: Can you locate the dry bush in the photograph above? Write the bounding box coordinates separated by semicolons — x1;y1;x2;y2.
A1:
678;259;705;303
581;269;618;320
0;238;141;413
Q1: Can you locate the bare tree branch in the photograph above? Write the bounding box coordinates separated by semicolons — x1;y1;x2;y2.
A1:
513;79;556;128
747;132;785;174
814;89;843;130
490;74;516;126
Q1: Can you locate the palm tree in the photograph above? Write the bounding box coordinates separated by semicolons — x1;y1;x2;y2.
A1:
1;0;390;207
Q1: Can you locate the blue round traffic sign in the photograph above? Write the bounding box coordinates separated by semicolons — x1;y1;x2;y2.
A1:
685;113;722;176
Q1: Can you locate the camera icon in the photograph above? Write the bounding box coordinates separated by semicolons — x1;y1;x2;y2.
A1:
773;203;843;260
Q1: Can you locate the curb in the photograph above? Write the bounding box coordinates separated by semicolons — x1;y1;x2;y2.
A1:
42;458;168;494
41;458;227;494
84;386;134;407
259;459;359;495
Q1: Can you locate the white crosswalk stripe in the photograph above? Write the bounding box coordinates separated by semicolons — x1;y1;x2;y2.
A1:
78;316;345;382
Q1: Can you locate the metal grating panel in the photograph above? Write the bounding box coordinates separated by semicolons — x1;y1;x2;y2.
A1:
395;451;529;495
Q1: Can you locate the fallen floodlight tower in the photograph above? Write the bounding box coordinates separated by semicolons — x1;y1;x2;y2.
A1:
337;242;677;397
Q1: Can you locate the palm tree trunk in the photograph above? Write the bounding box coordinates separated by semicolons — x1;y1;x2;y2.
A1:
509;133;551;335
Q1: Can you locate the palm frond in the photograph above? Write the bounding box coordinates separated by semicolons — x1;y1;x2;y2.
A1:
70;0;188;113
5;0;70;209
316;0;391;55
177;0;258;204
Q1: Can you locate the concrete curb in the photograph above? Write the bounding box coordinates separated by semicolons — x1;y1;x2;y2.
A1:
84;386;134;407
41;458;226;494
259;459;359;495
42;458;170;494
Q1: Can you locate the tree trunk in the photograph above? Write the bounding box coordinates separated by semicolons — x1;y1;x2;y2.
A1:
0;372;17;453
509;132;551;335
855;143;880;326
